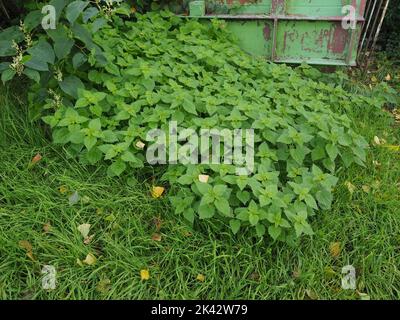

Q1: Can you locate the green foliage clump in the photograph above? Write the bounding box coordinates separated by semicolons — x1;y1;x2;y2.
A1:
0;5;391;243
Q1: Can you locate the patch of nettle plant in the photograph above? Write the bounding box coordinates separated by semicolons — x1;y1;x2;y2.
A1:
0;2;394;243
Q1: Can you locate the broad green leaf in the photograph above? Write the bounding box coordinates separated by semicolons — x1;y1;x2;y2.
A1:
66;1;89;24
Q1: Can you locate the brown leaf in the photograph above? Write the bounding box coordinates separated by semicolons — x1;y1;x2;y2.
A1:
30;153;42;166
151;233;162;242
84;235;94;245
329;242;341;258
43;222;52;233
19;240;32;252
153;217;162;232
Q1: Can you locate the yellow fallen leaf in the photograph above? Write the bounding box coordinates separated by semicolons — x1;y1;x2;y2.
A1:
371;76;378;83
305;289;319;300
362;185;371;193
77;224;91;239
83;253;96;266
43;222;52;233
329;242;341;258
59;185;68;194
151;186;165;198
198;174;209;183
385;74;391;81
82;196;91;204
324;266;336;279
345;181;356;194
19;240;32;252
140;269;150;281
84;235;94;245
151;233;162;242
196;274;205;282
135;141;145;149
373;136;381;145
96;279;111;293
19;240;35;261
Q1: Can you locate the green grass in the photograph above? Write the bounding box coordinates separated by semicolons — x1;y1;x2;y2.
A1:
0;82;399;300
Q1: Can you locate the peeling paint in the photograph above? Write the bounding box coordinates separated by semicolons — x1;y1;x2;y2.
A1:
328;24;348;54
263;24;271;40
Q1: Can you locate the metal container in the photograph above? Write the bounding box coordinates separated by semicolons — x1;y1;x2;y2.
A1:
188;0;369;66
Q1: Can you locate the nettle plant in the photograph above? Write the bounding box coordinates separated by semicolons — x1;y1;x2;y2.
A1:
0;6;389;243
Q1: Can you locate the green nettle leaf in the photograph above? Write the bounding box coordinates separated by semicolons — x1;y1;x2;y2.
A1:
256;224;266;237
326;143;339;161
249;213;259;226
268;225;281;240
229;219;241;235
108;159;126;177
315;189;333;209
66;1;90;24
214;198;231;216
53;128;70;144
183;208;195;224
290;145;309;164
236;190;250;205
84;136;97;150
60;76;85;98
198;204;215;219
86;147;102;164
182;99;197;115
10;10;375;243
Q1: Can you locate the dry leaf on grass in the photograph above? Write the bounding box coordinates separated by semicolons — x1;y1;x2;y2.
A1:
59;185;68;194
151;186;165;198
29;153;42;168
198;174;209;183
78;224;91;239
140;269;150;281
345;181;356;194
43;222;52;233
69;191;80;205
329;242;341;258
83;253;96;265
151;233;162;242
196;274;205;282
19;240;35;261
362;185;371;193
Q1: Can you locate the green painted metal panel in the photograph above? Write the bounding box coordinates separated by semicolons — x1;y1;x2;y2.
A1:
185;0;367;66
226;20;273;56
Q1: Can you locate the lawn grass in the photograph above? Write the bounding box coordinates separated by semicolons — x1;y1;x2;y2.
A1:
0;81;399;300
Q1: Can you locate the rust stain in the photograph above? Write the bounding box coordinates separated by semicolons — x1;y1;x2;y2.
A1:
263;24;271;40
328;24;348;54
